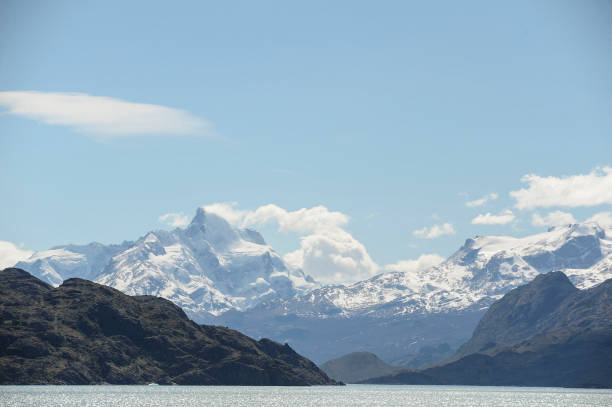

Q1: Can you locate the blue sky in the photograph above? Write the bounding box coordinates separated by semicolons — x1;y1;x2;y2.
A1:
1;0;611;283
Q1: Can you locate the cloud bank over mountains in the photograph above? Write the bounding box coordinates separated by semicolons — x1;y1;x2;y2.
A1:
161;203;451;284
159;204;453;283
197;203;377;284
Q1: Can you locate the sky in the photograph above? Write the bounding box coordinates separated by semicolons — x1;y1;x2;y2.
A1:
1;0;611;283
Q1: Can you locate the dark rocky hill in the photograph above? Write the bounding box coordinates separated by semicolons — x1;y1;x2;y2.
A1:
361;272;612;388
0;268;340;385
454;272;579;358
320;352;397;383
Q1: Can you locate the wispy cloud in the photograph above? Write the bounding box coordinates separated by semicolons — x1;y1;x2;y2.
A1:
412;223;456;239
510;167;612;210
0;91;215;138
466;193;498;207
385;253;445;273
587;211;612;228
158;213;190;228
471;209;515;225
531;210;576;227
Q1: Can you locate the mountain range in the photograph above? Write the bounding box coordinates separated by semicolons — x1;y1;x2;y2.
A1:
209;221;612;363
9;208;612;364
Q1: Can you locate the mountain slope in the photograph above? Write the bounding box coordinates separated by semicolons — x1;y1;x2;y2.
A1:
455;271;612;358
320;352;397;383
361;272;612;388
15;208;317;318
0;268;338;385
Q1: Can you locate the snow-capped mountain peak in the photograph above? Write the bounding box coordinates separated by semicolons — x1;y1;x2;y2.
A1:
183;207;241;251
14;208;317;318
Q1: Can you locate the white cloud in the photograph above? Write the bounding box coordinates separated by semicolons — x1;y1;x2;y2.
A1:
0;241;33;269
202;202;248;226
283;228;379;284
413;223;456;239
532;210;576;227
587;211;612;228
203;202;376;283
510;167;612;210
384;253;445;273
466;193;498;207
243;204;349;234
471;209;515;225
0;91;214;138
158;213;190;228
204;202;350;234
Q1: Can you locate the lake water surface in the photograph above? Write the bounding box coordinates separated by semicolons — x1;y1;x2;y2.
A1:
1;385;611;406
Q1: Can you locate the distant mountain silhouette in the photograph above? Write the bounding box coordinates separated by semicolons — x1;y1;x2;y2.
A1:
0;268;339;385
320;352;397;383
361;272;612;388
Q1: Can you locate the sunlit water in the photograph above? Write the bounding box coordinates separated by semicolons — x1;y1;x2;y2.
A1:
1;385;611;406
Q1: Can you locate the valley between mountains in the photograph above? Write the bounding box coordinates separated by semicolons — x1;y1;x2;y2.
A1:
11;207;612;366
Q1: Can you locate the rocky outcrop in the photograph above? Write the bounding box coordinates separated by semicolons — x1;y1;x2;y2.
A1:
0;268;339;385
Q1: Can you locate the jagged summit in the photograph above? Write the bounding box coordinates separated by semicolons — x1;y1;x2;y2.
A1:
184;208;267;249
184;208;239;250
190;206;208;226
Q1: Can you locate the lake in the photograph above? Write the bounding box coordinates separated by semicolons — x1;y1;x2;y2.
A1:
1;385;611;406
